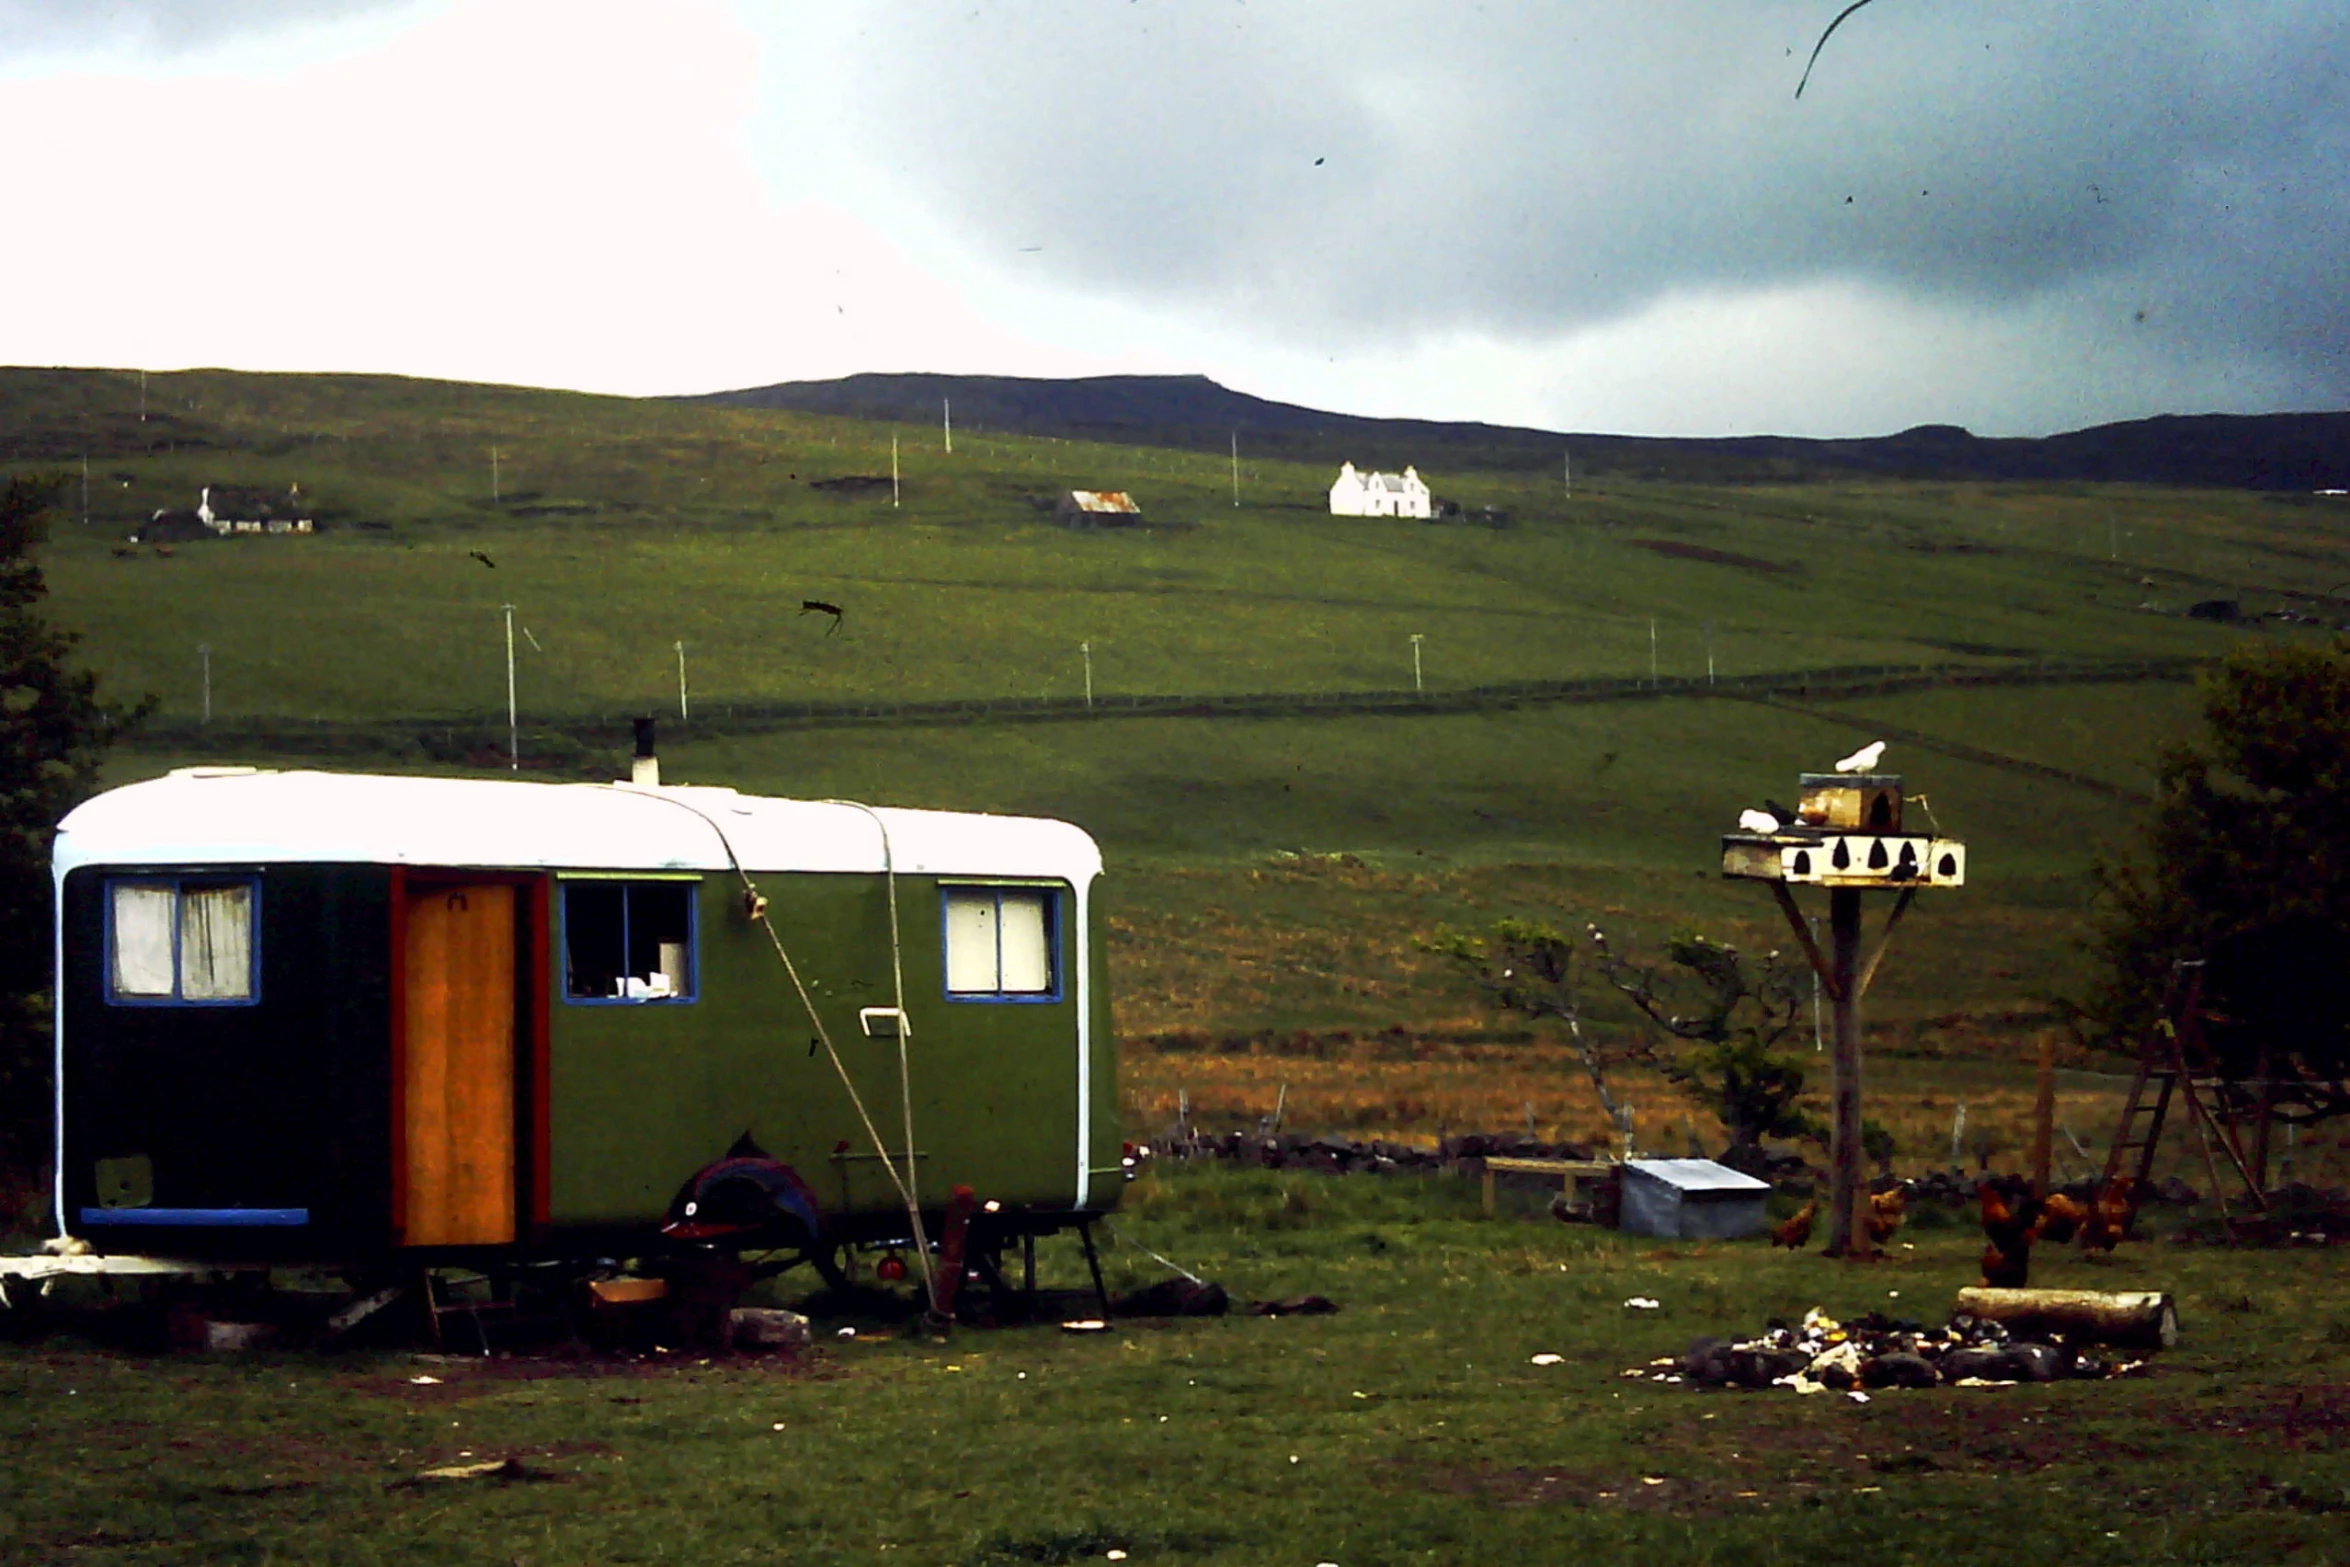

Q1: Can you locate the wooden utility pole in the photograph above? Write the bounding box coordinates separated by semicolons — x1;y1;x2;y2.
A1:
1724;763;1966;1258
2031;1035;2056;1193
1828;886;1865;1252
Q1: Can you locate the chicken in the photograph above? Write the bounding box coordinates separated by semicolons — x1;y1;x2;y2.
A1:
2078;1176;2137;1256
1865;1185;1909;1246
1770;1199;1819;1250
1977;1175;2042;1288
2032;1191;2090;1246
1979;1239;2032;1289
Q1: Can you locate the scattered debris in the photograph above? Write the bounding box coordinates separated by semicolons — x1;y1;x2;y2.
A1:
1624;1297;1662;1311
588;1278;668;1306
729;1307;812;1350
395;1457;558;1487
324;1286;407;1341
1667;1304;2154;1394
165;1310;279;1354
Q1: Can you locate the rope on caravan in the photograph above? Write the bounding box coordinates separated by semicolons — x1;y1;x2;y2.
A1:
626;788;940;1313
822;799;926;1276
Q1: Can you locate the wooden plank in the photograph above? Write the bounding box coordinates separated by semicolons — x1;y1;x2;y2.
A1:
403;884;517;1246
1482;1157;1615;1177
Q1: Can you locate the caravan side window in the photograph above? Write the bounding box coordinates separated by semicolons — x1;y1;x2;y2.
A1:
562;879;697;1004
106;877;260;1005
942;886;1060;1002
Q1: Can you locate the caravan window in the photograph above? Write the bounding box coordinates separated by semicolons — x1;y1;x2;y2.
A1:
562;879;696;1003
106;877;259;1005
942;886;1059;1001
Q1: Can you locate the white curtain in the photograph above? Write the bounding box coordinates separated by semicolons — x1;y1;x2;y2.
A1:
111;884;176;997
178;883;254;1000
996;893;1052;994
943;890;999;993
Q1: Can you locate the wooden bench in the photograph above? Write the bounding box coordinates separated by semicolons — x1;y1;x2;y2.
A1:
1480;1156;1617;1217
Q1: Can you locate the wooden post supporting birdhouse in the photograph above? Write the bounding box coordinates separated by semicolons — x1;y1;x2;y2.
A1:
1721;765;1966;1257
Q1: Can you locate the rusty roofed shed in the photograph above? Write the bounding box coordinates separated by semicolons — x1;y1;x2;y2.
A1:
1055;490;1145;528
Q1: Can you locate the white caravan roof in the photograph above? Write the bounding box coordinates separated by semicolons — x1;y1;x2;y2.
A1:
54;768;1103;884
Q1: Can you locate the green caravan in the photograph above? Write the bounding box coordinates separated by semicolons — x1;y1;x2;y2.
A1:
51;766;1120;1265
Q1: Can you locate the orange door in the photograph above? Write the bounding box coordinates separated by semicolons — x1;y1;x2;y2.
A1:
402;884;517;1245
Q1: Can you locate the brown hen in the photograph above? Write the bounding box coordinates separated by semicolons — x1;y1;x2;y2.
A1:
1865;1185;1909;1246
2079;1175;2138;1255
2032;1191;2090;1245
1770;1199;1819;1250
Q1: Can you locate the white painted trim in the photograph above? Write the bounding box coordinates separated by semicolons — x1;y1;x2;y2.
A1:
50;858;65;1238
1073;872;1093;1210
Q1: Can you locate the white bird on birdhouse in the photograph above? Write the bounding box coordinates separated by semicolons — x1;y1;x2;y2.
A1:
1737;808;1780;833
1833;740;1886;773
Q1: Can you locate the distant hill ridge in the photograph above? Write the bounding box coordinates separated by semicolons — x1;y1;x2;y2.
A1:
691;372;2350;490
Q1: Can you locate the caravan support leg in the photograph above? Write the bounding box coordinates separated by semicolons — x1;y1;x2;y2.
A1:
1076;1222;1110;1318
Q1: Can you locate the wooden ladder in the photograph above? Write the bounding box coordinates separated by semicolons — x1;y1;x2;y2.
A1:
2102;963;2269;1216
2101;1057;2179;1189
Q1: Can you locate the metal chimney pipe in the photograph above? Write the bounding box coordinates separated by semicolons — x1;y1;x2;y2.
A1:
631;715;659;787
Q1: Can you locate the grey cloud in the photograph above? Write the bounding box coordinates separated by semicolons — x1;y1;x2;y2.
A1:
797;0;2350;415
0;0;411;60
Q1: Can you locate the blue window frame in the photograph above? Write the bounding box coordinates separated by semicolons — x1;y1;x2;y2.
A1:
561;878;698;1004
941;885;1062;1003
104;876;261;1007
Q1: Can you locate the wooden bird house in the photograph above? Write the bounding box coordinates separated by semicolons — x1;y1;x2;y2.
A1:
1720;773;1964;890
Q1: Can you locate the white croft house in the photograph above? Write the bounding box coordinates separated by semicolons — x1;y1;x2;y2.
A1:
197;484;314;534
1329;462;1431;519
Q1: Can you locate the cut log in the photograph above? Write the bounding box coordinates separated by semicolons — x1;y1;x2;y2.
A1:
1953;1287;2178;1350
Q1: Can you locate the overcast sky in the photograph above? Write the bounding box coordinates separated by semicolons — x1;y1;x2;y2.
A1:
2;0;2342;436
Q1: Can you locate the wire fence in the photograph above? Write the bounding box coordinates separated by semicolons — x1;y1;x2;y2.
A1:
122;654;2204;761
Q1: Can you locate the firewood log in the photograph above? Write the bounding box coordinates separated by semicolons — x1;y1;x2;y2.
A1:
1953;1287;2178;1350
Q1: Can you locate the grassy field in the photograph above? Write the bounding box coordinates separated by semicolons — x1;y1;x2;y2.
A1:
23;367;2346;727
17;366;2346;1156
2;1163;2347;1567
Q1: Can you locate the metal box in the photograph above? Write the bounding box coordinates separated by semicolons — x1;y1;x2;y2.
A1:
1617;1158;1771;1240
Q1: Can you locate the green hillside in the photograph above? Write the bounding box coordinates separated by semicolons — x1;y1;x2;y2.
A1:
14;366;2347;1046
